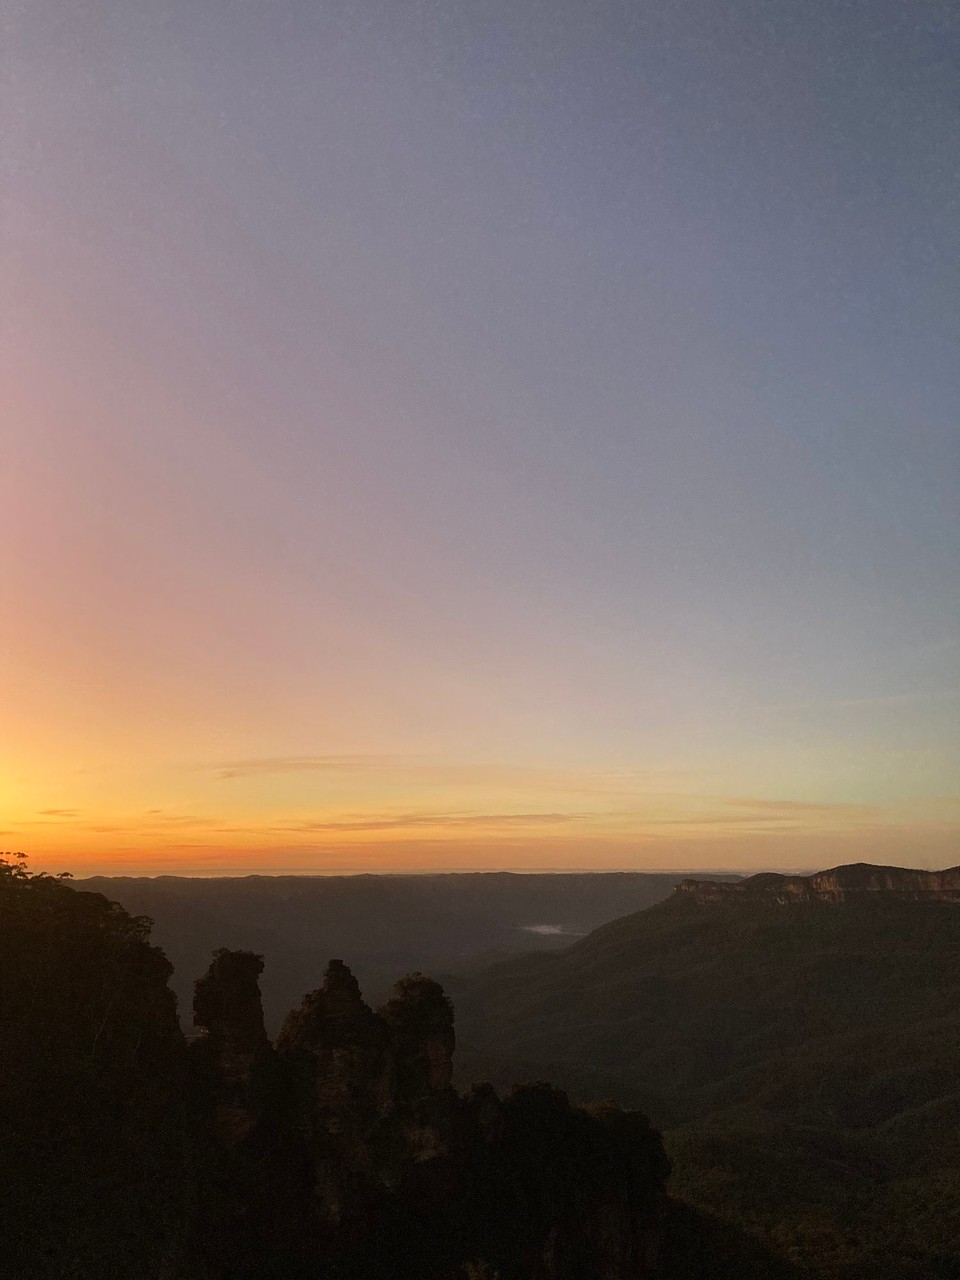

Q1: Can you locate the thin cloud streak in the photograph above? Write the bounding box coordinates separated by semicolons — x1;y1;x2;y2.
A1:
11;793;909;847
717;797;873;815
208;755;691;797
280;811;588;834
213;755;396;780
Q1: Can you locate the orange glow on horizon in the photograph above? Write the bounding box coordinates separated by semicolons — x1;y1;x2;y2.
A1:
6;761;956;878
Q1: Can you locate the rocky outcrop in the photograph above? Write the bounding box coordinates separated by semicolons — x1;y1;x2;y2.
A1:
379;972;457;1167
677;862;960;906
275;960;452;1222
190;948;271;1148
277;958;391;1153
189;951;669;1278
380;972;455;1096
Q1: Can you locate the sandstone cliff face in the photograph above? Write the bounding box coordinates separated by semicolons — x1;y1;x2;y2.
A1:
189;951;668;1279
676;862;960;906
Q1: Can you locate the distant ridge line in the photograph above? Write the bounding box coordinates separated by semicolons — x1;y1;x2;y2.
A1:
676;862;960;905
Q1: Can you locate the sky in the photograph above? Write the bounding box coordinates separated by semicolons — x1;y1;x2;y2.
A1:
2;0;958;876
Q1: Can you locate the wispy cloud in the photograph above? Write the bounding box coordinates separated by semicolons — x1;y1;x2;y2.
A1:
207;755;687;798
280;811;587;834
212;755;396;780
630;795;880;834
37;808;82;818
82;813;226;835
140;812;222;828
718;797;872;816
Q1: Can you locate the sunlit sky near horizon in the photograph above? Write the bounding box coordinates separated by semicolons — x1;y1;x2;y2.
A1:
3;1;958;876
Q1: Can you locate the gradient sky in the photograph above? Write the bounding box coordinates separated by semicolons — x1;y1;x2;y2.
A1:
3;1;958;875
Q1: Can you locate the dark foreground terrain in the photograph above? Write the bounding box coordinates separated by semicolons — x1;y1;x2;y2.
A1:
1;854;790;1280
455;864;960;1278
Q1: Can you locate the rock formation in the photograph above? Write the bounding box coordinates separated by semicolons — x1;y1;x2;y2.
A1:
272;960;459;1222
676;861;960;906
190;948;271;1148
189;951;669;1279
277;958;392;1162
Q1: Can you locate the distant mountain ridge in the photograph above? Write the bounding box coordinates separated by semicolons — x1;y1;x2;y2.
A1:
68;871;735;1031
677;861;960;905
456;861;960;1278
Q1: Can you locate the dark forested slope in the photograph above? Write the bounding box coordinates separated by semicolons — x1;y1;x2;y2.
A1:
455;864;960;1278
0;856;191;1278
